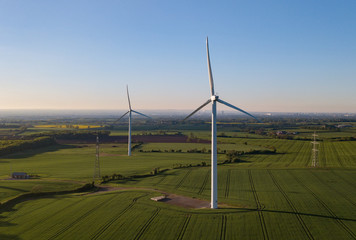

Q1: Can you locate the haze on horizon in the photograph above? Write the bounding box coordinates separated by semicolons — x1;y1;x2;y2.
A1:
0;1;355;113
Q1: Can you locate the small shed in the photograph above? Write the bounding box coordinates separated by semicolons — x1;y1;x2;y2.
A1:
151;195;166;202
12;172;29;179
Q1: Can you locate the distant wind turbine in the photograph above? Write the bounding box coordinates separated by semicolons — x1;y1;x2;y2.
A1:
184;37;261;209
116;86;150;156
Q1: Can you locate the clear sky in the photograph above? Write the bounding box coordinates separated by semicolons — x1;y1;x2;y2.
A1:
0;0;355;113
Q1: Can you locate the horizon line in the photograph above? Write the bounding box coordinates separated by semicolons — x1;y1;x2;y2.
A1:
0;108;355;114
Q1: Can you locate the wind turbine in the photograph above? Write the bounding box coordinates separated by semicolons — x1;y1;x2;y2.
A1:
184;37;261;209
117;86;150;156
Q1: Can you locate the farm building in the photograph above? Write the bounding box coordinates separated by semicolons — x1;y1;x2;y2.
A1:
12;172;29;179
276;131;287;136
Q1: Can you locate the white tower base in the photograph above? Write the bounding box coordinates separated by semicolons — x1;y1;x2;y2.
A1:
211;100;218;209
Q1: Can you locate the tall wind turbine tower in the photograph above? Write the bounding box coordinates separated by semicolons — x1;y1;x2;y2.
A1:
117;86;150;156
184;37;260;209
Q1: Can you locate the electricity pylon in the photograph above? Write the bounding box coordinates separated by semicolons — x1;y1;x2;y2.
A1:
311;131;319;167
93;135;101;181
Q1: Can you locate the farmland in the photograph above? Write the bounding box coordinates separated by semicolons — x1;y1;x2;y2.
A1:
1;169;356;239
0;117;356;239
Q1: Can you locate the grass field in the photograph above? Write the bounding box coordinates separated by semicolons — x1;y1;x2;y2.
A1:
1;129;356;240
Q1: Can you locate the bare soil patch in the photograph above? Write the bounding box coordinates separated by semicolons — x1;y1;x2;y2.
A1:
90;186;210;209
161;194;210;209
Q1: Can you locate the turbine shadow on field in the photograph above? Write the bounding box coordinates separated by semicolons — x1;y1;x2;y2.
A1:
245;208;356;222
2;144;77;159
0;185;93;215
0;195;53;214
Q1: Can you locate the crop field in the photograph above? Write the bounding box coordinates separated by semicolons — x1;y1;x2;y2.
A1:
17;128;53;136
0;144;212;181
1;127;356;240
298;130;356;139
180;130;270;140
0;180;82;202
109;130;182;136
0;140;21;148
138;142;269;153
1;139;355;181
0;129;17;135
1;168;356;240
17;125;103;136
34;125;102;129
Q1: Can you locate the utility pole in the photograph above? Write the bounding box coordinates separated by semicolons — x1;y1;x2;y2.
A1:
93;135;101;181
311;131;319;167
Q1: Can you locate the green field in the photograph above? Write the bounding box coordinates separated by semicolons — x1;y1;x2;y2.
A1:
1;140;355;181
138;142;269;153
0;180;82;202
1;169;356;239
1;129;356;239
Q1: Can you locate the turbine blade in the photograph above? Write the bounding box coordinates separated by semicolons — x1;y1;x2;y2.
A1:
206;37;215;96
183;99;211;121
127;85;132;110
132;110;151;119
114;111;129;123
217;99;262;123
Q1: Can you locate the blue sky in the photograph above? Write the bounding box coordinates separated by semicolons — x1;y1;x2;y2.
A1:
0;0;355;112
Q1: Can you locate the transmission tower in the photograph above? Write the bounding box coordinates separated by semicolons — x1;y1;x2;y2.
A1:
311;131;319;167
93;135;101;181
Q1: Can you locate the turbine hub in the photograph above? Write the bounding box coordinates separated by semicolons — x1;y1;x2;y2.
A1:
211;95;219;101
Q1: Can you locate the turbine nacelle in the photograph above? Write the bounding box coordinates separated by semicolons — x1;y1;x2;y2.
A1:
211;95;219;101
